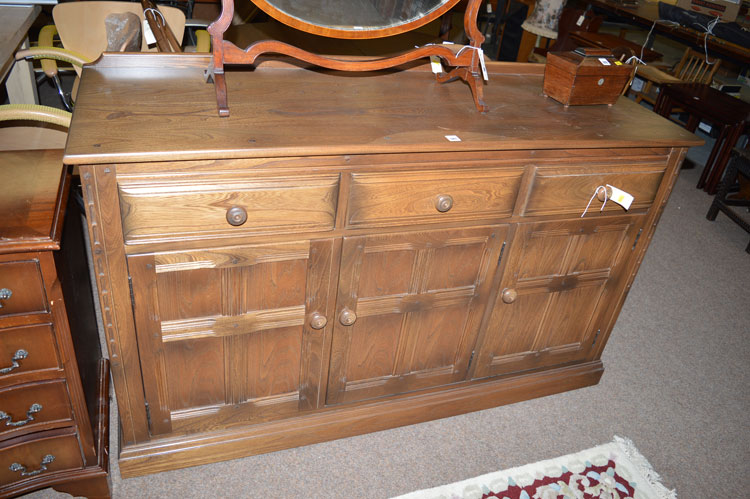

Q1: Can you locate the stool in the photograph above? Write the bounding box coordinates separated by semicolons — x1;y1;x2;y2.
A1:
706;148;750;253
654;83;750;195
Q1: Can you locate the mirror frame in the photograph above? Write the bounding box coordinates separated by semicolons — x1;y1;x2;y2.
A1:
206;0;488;117
248;0;463;39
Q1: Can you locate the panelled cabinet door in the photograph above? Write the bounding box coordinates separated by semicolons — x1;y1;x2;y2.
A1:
326;226;506;405
127;239;337;436
472;215;644;379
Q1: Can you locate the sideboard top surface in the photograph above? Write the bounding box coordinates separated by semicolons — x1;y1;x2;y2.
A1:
64;54;700;165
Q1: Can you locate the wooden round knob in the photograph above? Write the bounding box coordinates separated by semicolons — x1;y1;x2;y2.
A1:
226;206;248;226
339;308;357;326
309;312;327;330
435;194;454;213
501;288;517;304
596;186;612;202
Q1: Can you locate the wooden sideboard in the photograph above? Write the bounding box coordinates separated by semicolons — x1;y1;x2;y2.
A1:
63;53;701;477
0;151;109;498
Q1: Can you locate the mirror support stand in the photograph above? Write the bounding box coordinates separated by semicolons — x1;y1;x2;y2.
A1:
205;0;488;117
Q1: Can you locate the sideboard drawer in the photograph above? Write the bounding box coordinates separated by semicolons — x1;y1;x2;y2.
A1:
0;261;48;318
0;324;61;381
346;168;524;228
0;433;83;487
0;381;73;440
524;165;666;217
118;174;340;242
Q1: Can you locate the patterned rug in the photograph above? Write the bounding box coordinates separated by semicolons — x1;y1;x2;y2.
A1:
392;436;676;499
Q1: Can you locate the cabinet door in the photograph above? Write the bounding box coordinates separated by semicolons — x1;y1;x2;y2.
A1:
127;239;337;436
472;216;643;379
326;226;506;405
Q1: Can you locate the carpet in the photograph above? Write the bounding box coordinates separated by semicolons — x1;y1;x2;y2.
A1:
392;436;676;499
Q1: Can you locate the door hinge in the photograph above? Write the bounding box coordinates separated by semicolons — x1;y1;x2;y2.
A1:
497;241;506;267
145;402;152;427
128;276;135;304
632;229;643;251
592;329;601;346
467;350;475;370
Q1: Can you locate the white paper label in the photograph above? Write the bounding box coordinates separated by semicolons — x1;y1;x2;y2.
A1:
607;184;634;210
430;55;443;74
445;135;462;142
576;14;585;26
487;3;493;13
478;48;489;81
599;58;611;66
143;20;156;45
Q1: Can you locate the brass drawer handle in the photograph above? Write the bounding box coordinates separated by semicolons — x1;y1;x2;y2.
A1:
226;206;248;226
338;308;357;326
0;349;28;375
0;403;42;427
0;288;12;308
309;312;328;330
9;454;55;477
435;194;454;213
501;288;517;304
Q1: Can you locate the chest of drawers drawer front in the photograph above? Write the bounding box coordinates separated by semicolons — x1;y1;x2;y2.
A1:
0;381;73;440
346;168;524;228
524;165;666;217
0;324;61;382
0;433;83;487
118;175;340;243
0;261;47;318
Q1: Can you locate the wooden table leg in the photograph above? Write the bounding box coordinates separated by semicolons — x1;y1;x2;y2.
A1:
705;124;743;194
697;124;728;190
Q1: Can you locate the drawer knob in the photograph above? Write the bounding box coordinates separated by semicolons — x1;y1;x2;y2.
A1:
435;194;454;213
339;308;357;326
226;206;248;226
596;186;612;202
309;312;328;330
0;288;12;308
0;349;28;375
0;403;42;427
9;454;55;477
501;288;518;304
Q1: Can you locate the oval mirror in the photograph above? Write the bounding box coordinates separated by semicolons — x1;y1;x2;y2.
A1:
249;0;463;39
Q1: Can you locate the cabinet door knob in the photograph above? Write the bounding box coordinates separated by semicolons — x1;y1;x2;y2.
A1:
0;288;11;308
596;186;612;202
501;288;518;304
309;312;328;330
338;308;357;326
435;194;454;213
226;206;248;226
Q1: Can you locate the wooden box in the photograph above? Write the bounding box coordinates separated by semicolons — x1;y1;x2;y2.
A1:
543;49;634;106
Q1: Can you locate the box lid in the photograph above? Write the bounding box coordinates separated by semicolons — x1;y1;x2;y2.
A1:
547;50;634;77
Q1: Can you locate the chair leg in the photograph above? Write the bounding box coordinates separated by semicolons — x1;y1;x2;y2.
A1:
52;74;73;112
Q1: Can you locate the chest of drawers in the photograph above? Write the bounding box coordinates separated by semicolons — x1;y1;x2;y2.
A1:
64;54;701;477
0;151;109;498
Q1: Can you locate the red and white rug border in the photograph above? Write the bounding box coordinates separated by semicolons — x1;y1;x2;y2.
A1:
392;436;676;499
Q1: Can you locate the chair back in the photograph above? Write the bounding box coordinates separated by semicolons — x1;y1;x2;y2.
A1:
52;1;185;63
672;47;721;85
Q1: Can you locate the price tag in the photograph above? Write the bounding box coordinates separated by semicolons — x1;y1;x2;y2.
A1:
576;14;585;26
430;55;443;74
599;58;611;66
478;48;489;81
607;184;634;210
445;135;462;142
143;20;156;45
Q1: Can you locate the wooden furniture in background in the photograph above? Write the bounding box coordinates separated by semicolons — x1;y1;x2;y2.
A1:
655;82;750;194
64;53;700;478
569;31;662;62
707;147;750;253
0;151;109;498
631;47;721;106
0;5;40;105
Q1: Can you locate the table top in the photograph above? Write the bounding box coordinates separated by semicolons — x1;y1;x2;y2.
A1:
662;83;750;125
64;53;701;165
0;149;68;254
589;0;750;64
0;5;41;83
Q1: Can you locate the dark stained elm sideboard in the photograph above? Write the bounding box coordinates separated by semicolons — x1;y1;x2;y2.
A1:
62;53;701;477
